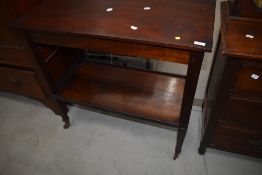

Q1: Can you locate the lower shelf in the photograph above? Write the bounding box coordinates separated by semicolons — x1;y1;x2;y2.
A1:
55;62;185;125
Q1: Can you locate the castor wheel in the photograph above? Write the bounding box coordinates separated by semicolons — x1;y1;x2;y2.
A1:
198;147;206;155
63;121;70;129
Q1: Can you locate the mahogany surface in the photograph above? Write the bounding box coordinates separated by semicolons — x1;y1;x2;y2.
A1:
222;4;262;60
0;0;44;69
220;96;262;128
28;31;191;64
0;66;45;99
14;0;215;52
0;46;33;69
232;64;262;99
210;123;262;158
57;62;185;124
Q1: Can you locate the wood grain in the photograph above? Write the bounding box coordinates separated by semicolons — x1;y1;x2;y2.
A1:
13;0;215;52
28;31;191;64
221;2;262;60
199;1;262;158
57;62;185;124
0;66;45;98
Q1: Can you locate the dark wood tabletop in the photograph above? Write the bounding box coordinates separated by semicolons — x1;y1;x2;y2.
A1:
14;0;216;52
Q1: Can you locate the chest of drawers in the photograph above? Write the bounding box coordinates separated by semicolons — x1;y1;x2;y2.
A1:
0;0;78;127
0;0;44;98
199;2;262;158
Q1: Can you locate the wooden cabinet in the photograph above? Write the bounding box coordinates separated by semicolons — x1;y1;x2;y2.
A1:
0;0;43;96
199;2;262;158
0;0;75;128
211;123;262;157
0;66;45;98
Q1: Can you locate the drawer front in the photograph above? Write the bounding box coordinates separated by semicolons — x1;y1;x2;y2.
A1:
0;46;34;68
232;64;262;98
220;96;262;127
0;66;45;99
210;124;262;157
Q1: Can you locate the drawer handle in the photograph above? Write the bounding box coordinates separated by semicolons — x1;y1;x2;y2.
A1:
251;74;260;80
248;139;262;149
10;78;21;86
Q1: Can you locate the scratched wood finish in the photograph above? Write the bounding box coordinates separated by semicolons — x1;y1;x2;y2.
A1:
14;0;215;52
57;62;185;124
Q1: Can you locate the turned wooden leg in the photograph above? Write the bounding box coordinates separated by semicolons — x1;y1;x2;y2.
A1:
53;102;70;129
62;114;70;129
41;99;70;129
21;32;71;129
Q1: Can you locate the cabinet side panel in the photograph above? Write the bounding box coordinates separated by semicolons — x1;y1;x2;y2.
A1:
201;41;228;144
